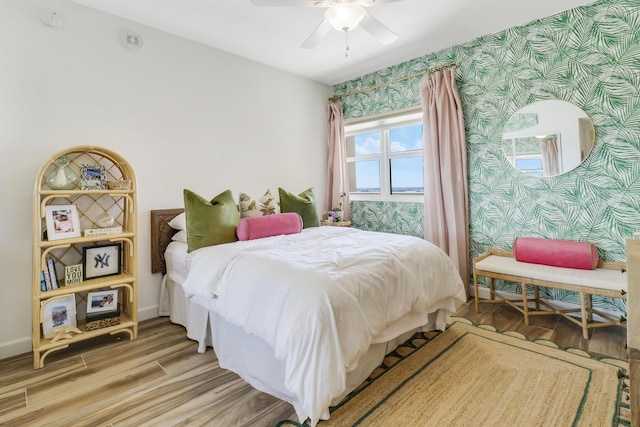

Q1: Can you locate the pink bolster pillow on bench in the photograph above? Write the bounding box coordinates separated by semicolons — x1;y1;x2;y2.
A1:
513;237;599;270
237;212;303;241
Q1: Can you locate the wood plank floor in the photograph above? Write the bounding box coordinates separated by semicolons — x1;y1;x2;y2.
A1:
0;299;627;426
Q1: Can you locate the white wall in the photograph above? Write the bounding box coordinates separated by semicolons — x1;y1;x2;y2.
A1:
0;0;330;359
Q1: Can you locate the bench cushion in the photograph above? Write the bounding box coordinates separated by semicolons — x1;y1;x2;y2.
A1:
475;255;627;293
513;237;598;270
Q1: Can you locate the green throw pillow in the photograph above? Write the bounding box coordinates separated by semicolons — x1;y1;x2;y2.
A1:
278;187;320;229
183;189;240;252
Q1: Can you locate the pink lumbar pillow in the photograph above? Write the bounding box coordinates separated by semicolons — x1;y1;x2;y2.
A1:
236;212;303;241
513;237;599;270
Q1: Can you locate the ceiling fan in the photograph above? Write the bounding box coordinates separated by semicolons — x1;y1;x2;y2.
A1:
250;0;401;55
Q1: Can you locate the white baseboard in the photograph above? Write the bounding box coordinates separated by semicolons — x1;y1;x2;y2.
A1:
138;304;159;322
0;305;161;361
0;337;31;361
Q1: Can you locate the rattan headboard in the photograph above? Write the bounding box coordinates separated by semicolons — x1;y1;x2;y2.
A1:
150;208;184;274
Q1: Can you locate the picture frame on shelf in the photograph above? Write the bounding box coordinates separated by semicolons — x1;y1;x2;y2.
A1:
44;205;81;241
86;289;119;314
64;264;83;286
83;243;121;280
80;164;107;190
42;294;77;338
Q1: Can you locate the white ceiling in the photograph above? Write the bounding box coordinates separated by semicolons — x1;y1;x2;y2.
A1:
69;0;595;85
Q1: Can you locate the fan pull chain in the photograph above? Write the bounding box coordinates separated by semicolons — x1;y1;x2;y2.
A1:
344;30;350;57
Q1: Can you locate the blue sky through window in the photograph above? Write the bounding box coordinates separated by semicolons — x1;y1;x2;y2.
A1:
353;124;423;192
390;125;423;152
354;132;380;156
355;161;380;190
391;157;423;192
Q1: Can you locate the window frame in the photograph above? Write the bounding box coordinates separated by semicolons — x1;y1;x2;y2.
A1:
345;109;424;202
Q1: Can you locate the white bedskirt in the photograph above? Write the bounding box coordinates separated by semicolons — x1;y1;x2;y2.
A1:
160;275;453;414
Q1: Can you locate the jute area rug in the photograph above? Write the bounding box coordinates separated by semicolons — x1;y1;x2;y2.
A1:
278;318;630;427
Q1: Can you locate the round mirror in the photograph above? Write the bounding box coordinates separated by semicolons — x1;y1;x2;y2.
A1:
502;100;595;177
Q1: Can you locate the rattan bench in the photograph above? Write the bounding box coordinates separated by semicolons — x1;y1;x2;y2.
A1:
473;248;627;339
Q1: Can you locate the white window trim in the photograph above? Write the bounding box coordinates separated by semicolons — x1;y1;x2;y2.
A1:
345;109;424;203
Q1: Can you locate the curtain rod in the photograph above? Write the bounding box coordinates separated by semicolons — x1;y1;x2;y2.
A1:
328;61;457;103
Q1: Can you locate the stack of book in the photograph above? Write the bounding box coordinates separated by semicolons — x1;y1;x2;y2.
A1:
41;258;59;291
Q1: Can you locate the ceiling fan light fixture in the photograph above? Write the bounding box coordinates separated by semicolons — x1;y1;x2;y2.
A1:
325;3;365;31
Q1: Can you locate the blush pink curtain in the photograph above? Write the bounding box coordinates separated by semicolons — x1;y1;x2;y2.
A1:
420;68;469;293
540;137;560;176
326;102;350;219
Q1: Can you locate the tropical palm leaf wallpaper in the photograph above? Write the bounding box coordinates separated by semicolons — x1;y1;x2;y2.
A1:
338;0;639;314
351;201;424;238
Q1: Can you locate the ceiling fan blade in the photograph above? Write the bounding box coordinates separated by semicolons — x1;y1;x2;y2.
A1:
301;19;333;49
250;0;328;6
359;12;397;44
358;0;404;5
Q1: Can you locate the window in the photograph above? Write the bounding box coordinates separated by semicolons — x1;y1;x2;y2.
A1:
502;135;549;177
515;157;543;177
345;110;423;201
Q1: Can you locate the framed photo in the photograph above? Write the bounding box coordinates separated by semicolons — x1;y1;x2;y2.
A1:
64;264;83;286
80;164;107;190
83;243;121;280
86;290;119;314
45;205;81;241
42;294;77;338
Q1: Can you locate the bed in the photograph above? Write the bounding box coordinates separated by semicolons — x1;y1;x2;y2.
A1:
150;209;467;426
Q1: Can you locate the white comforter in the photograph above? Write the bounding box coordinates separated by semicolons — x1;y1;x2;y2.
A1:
181;226;466;426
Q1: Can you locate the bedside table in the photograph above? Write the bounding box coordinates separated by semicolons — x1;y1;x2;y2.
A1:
321;220;351;227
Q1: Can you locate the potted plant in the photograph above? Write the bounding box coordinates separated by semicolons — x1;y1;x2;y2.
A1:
332;192;347;222
324;193;347;223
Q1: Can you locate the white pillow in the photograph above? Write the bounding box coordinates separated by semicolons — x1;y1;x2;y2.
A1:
239;190;280;218
168;212;186;231
171;230;187;243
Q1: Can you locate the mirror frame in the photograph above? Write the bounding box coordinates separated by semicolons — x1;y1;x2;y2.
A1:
502;100;595;178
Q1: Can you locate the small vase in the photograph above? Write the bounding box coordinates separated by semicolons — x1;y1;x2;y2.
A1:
46;156;79;190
